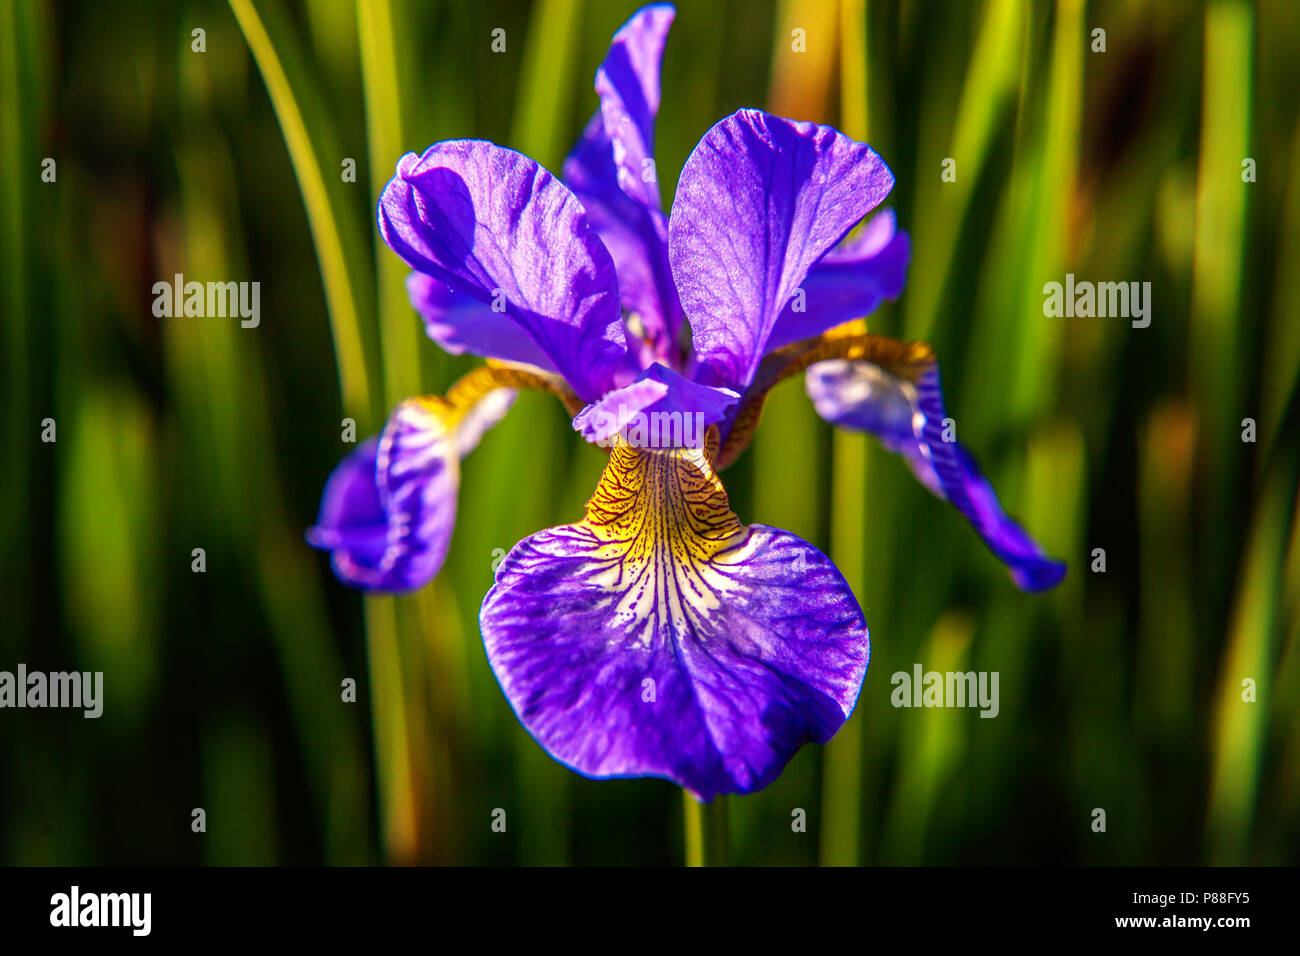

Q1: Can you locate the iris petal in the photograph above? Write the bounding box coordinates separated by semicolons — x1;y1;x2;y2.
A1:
305;437;389;576
378;141;628;401
766;210;911;352
563;3;682;358
572;362;739;447
669;109;895;390
308;383;517;592
480;441;869;800
594;2;674;211
406;272;558;372
807;358;1066;591
369;398;467;590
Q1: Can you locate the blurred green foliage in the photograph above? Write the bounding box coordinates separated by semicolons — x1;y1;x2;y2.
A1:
1;0;1297;865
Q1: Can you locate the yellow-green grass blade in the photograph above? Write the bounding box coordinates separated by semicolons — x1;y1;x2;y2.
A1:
511;0;584;169
818;429;869;867
1190;0;1253;598
1207;465;1289;863
962;0;1083;431
362;596;422;863
228;0;379;427
1136;403;1198;747
879;612;975;863
904;0;1025;343
358;0;422;406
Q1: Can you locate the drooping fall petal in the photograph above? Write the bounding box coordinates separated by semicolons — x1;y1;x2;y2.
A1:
480;442;869;800
307;389;515;592
807;358;1066;591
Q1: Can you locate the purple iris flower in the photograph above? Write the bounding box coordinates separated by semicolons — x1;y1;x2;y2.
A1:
308;3;1065;800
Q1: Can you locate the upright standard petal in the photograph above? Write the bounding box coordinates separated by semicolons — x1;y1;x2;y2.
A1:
564;4;682;359
565;121;682;367
807;357;1066;591
406;272;557;371
379;141;628;401
765;210;911;352
572;362;738;447
307;386;516;592
669;109;895;390
594;2;675;211
480;441;869;800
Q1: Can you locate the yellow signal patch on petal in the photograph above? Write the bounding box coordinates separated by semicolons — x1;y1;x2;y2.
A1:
574;439;751;646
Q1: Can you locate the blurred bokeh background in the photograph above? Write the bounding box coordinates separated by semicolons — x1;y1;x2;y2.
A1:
2;0;1297;865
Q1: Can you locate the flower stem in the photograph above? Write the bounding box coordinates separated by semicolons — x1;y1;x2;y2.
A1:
683;792;728;866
